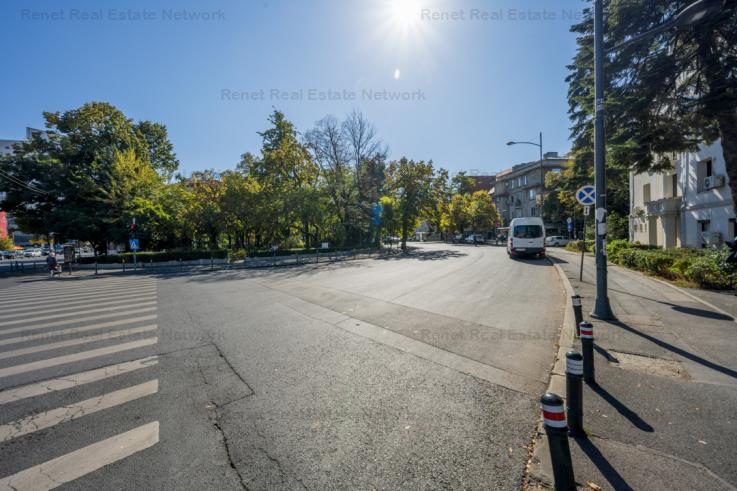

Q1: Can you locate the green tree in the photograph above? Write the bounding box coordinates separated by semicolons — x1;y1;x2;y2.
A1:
567;1;737;213
467;191;500;233
384;158;437;251
0;102;176;253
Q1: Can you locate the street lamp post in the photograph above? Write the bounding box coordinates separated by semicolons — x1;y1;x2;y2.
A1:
590;0;723;319
507;132;545;220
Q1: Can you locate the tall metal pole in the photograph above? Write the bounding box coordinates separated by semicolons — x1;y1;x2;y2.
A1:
592;0;614;319
539;132;544;221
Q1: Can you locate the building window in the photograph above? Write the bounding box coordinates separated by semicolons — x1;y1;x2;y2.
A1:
671;174;678;197
699;220;711;248
731;219;736;240
522;175;528;186
528;189;536;200
643;183;651;203
697;158;713;192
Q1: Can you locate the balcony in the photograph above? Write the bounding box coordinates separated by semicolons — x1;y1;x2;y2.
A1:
645;196;682;215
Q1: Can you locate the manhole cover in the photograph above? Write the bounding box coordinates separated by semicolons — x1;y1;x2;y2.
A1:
608;350;689;379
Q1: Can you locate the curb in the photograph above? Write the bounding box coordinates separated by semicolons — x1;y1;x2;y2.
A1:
526;253;580;489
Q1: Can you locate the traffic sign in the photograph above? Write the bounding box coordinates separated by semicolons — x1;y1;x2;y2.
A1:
576;185;596;206
129;239;140;251
567;217;572;224
567;222;573;232
583;205;591;216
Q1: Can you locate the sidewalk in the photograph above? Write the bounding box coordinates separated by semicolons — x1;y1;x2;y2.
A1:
529;248;737;490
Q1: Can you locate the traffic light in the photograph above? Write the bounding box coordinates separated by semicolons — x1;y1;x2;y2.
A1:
129;222;137;236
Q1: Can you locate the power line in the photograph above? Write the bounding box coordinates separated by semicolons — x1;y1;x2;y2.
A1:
0;169;48;195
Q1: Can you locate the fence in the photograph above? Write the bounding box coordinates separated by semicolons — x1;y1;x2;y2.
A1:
0;248;384;277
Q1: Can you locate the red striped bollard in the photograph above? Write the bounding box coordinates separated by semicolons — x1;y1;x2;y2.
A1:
566;351;584;436
541;392;576;490
580;321;595;384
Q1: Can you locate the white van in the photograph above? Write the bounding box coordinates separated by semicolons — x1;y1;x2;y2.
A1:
507;217;546;259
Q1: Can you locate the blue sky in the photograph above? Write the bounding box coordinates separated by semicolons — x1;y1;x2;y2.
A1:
1;0;584;176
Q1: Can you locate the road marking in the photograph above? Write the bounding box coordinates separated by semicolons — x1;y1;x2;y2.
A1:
0;338;158;379
0;286;157;308
0;308;157;336
1;289;157;311
0;315;158;347
0;280;156;297
0;421;159;490
3;295;157;320
0;379;158;442
0;356;158;405
0;325;157;360
0;301;158;327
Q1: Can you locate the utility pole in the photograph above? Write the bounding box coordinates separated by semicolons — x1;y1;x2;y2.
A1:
591;0;614;319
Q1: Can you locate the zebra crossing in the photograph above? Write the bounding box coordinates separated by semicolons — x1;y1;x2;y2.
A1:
0;275;160;490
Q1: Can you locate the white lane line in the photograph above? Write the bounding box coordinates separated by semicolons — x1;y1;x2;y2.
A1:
0;301;157;327
0;315;158;347
0;325;157;361
0;308;157;337
0;356;158;405
0;421;159;491
4;295;157;320
0;338;158;379
0;380;159;442
0;286;157;306
2;289;157;313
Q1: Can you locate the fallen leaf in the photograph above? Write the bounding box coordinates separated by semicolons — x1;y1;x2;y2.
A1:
698;440;707;445
587;482;602;490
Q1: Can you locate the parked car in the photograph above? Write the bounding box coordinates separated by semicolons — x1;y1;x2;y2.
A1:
464;234;485;244
24;248;42;257
545;236;570;247
507;217;546;259
452;234;464;243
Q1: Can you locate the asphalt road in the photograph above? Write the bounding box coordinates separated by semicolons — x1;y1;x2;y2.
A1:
0;242;564;490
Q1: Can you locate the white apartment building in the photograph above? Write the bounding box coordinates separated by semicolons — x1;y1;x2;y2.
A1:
630;140;736;248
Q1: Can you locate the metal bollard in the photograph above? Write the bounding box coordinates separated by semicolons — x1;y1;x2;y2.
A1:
572;295;583;338
211;257;214;271
580;322;595;384
179;258;183;272
541;392;576;490
123;259;126;272
566;351;584;436
95;261;98;275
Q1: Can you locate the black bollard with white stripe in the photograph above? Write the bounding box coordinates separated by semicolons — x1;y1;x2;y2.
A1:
565;351;584;436
541;392;576;490
571;295;583;337
580;322;595;384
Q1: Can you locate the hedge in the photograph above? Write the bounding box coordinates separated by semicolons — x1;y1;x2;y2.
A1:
606;241;736;289
78;250;228;264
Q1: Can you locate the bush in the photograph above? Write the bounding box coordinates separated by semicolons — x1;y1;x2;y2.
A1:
684;247;737;289
78;250;228;264
565;240;594;253
608;244;736;290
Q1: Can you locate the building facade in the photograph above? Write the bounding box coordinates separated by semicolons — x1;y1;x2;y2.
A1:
490;152;568;230
630;140;736;248
0;128;44;245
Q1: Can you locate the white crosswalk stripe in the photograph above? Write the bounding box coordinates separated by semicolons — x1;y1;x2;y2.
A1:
0;356;158;404
0;422;160;491
0;276;161;489
0;301;157;327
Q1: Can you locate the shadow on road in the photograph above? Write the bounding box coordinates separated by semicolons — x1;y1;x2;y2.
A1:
589;382;654;432
573;436;635;491
375;249;467;261
610;319;737;380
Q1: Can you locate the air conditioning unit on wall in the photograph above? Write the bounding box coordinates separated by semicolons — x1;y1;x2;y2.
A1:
704;175;725;190
702;231;723;247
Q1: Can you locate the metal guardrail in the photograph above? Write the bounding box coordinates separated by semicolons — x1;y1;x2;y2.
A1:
0;248;384;276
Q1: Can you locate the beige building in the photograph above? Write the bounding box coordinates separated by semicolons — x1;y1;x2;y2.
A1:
630;140;735;248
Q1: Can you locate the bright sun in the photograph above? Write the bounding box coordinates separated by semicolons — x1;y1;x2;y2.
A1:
389;0;421;28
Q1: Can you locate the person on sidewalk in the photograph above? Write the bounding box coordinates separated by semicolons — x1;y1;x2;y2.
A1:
46;252;60;278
